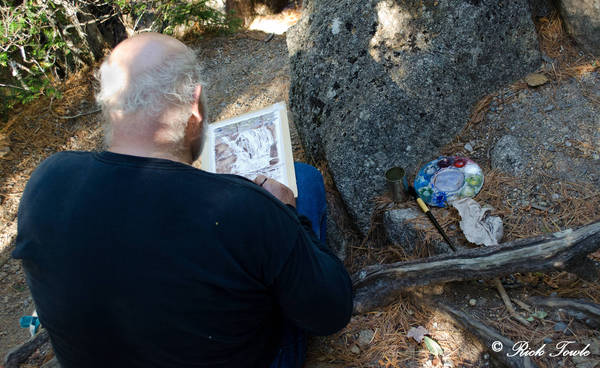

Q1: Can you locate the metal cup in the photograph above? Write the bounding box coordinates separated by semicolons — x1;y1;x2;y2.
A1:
385;167;408;203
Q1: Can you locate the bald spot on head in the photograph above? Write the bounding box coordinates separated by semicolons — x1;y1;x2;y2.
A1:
108;32;189;81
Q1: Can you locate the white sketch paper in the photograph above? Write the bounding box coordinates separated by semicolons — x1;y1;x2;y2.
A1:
201;102;297;196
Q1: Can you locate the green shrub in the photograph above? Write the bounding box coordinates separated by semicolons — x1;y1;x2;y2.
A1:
0;0;239;121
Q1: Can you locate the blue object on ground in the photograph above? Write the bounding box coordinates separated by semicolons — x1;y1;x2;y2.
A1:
19;315;40;336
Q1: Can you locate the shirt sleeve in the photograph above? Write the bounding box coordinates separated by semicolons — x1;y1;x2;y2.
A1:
271;220;354;336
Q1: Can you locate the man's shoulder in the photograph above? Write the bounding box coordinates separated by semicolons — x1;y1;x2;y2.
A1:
190;171;300;225
38;150;94;167
30;151;94;177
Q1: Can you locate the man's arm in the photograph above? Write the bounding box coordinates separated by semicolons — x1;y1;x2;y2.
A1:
255;175;353;335
272;226;353;336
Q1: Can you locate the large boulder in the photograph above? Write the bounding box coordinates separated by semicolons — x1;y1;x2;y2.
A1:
287;0;541;233
557;0;600;55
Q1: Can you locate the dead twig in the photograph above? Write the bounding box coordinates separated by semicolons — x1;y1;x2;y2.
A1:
56;108;101;120
493;278;530;326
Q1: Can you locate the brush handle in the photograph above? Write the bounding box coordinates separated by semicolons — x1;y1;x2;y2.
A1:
426;212;457;252
416;197;429;213
413;191;457;251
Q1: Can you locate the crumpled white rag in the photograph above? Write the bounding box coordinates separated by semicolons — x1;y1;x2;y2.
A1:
452;198;503;246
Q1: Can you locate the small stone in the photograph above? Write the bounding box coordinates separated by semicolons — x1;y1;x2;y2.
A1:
553;322;568;332
350;344;360;354
543;337;552;344
545;162;553;169
483;353;489;360
468;298;477;306
551;193;561;201
565;141;572;147
550;292;558;297
575;312;586;320
331;18;342;35
357;329;374;347
543;104;554;112
464;142;474;152
525;73;549;87
593;154;600;160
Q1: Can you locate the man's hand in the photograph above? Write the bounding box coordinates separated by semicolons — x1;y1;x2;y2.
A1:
254;175;296;208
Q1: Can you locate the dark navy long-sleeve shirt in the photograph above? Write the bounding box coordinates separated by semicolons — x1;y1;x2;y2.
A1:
13;151;353;368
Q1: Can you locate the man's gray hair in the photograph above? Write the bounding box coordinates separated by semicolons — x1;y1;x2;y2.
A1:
95;47;206;146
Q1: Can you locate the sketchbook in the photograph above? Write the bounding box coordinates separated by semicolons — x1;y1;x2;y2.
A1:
200;102;298;197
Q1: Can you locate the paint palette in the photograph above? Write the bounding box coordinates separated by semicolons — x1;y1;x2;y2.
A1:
414;156;484;207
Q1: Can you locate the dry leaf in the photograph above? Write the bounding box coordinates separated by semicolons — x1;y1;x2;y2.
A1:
406;325;429;343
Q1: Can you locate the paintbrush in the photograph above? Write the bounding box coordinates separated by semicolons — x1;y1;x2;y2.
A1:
406;185;457;252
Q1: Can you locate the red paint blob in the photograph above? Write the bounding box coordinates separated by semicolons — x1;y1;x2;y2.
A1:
454;158;466;168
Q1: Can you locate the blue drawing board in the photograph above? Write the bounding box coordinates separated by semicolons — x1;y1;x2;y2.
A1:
414;156;484;207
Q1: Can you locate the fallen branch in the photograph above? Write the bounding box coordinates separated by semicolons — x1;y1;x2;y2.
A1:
3;329;49;368
353;221;600;314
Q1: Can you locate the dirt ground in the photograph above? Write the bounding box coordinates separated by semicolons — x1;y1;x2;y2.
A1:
1;10;600;368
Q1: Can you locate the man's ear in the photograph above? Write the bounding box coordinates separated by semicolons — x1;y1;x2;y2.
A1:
191;84;203;122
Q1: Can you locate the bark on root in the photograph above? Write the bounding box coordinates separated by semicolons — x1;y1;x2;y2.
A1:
353;221;600;314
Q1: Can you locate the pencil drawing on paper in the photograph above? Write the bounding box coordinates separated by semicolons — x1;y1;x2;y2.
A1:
213;111;287;184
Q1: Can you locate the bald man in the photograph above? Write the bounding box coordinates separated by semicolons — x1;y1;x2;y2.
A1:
13;33;352;368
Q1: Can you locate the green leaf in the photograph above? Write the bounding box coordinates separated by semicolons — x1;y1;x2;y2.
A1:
527;316;534;322
531;310;547;319
423;336;444;357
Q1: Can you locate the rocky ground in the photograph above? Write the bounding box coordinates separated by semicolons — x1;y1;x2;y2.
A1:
1;13;600;368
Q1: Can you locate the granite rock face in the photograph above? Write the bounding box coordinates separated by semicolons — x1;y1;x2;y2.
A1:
557;0;600;56
287;0;541;233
